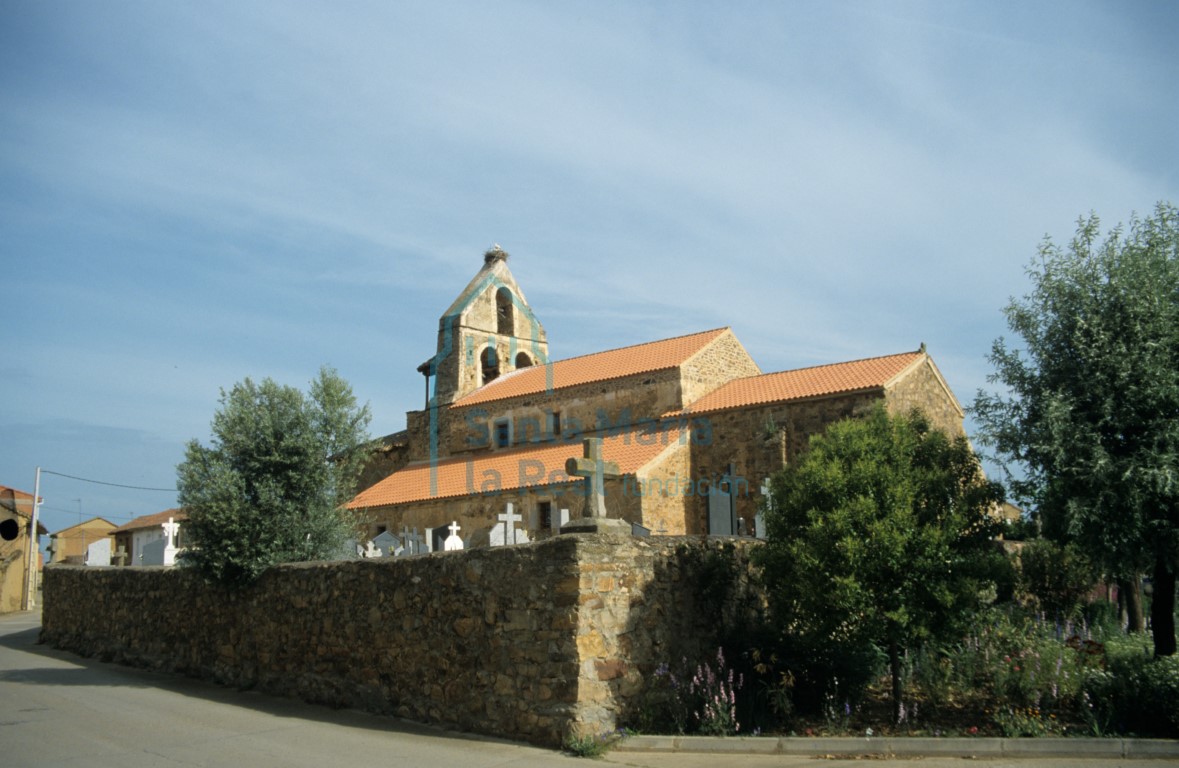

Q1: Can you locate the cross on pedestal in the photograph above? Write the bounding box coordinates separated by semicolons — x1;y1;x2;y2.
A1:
498;502;523;545
161;517;180;548
161;516;180;566
565;437;620;519
112;545;128;567
444;520;463;551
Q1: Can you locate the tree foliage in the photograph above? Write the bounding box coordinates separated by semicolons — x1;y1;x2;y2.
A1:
757;406;1004;722
973;202;1179;655
1017;538;1098;621
177;367;371;585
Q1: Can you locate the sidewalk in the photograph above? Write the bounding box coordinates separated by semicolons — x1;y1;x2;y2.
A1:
614;733;1179;759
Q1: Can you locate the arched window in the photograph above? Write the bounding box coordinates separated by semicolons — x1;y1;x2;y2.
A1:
515;352;532;369
496;288;514;336
481;347;499;384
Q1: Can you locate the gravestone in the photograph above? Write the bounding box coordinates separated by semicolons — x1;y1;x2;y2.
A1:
756;479;770;540
443;521;464;551
86;538;111;566
490;502;529;546
112;545;128;567
328;539;362;560
399;526;426;556
708;464;738;536
372;530;401;557
140;538;165;566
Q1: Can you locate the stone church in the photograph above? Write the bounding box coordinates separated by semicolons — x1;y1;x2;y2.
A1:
346;246;965;547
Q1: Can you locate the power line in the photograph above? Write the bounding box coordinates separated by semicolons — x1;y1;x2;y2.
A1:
40;469;176;493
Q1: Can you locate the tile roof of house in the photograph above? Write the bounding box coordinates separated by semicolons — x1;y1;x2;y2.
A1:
347;426;685;509
49;517;117;536
111;508;187;534
672;351;926;415
451;328;730;408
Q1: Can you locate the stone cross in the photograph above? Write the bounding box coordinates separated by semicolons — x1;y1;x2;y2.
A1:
443;521;464;551
112;545;128;567
498;502;523;545
565;437;620;519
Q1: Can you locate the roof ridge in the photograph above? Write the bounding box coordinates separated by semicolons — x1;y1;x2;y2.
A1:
451;327;731;408
544;326;729;367
756;349;924;379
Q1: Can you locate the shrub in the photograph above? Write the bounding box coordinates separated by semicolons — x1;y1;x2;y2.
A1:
643;648;746;735
1082;636;1179;737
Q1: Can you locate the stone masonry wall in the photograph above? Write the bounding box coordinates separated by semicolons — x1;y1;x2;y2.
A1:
679;329;762;405
445;368;685;457
40;535;762;747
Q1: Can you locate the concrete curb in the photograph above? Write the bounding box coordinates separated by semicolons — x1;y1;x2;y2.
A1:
613;735;1179;759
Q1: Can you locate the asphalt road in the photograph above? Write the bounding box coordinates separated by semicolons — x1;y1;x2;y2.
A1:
2;608;1176;768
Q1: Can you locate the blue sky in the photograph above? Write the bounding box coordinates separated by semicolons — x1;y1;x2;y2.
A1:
2;1;1176;536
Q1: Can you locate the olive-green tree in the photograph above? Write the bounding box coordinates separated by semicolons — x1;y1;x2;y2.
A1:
973;203;1179;655
757;406;1004;724
177;366;371;585
1017;538;1098;621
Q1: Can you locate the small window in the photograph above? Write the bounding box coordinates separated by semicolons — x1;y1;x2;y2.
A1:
539;501;553;530
494;418;511;448
550;411;562;438
515;352;532;368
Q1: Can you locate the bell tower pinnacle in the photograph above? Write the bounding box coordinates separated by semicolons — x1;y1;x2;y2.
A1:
418;245;548;407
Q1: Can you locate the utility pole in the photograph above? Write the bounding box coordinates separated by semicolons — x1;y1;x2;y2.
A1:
23;467;42;610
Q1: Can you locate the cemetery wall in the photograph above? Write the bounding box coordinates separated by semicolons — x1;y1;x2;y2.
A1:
40;534;763;747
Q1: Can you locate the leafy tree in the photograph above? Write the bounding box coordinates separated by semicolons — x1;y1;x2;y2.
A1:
757;406;1004;724
973;203;1179;656
1017;538;1098;621
177;366;371;585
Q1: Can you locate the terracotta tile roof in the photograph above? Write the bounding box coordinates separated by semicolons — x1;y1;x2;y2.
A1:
347;426;684;509
673;351;925;415
451;328;729;408
111;508;187;534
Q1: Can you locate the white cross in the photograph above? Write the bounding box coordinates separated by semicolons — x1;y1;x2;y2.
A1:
161;517;180;548
444;521;464;551
498;502;522;545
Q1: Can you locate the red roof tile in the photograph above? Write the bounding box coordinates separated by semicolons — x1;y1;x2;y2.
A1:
111;508;187;534
347;427;684;509
674;351;925;415
451;328;729;408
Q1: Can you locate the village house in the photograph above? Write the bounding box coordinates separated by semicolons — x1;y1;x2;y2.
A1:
47;517;117;565
1;484;47;613
347;247;965;547
110;509;187;567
